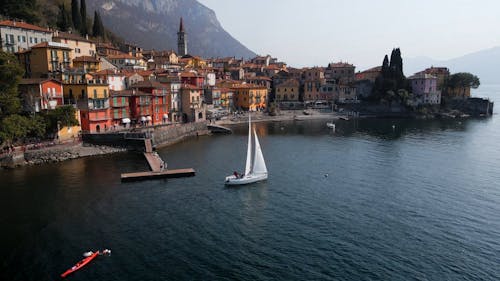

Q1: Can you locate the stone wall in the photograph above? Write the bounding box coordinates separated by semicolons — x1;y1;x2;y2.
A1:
152;121;209;148
1;144;126;168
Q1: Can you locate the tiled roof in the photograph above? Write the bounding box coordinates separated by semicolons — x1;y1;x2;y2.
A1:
182;84;202;90
131;80;166;89
0;20;51;33
30;41;72;50
73;56;100;63
53;31;93;43
93;69;125;76
108;53;137;60
408;73;437;80
328;62;355;68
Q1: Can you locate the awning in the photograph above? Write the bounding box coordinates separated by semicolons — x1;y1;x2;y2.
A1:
122;118;131;124
163;114;169;119
140;116;147;122
146;116;152;121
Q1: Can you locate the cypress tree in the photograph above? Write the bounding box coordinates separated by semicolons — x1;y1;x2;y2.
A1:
92;11;104;37
381;55;389;77
71;0;81;31
80;0;88;35
56;4;71;31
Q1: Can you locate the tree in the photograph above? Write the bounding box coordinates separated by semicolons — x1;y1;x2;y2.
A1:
1;0;40;23
71;0;81;31
56;4;72;32
0;52;24;119
446;72;480;98
44;106;79;135
0;115;31;143
92;10;105;37
80;0;88;35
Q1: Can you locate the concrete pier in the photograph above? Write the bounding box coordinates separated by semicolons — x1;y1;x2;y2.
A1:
120;138;196;182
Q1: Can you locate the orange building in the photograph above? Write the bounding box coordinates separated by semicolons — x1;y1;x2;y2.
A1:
231;84;268;111
18;78;64;113
16;41;72;78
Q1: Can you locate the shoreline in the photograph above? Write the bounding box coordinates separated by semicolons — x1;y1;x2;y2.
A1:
215;110;347;125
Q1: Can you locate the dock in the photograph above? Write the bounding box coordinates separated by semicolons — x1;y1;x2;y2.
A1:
120;139;196;182
207;124;232;134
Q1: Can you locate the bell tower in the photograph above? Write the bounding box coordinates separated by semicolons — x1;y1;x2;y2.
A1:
177;17;187;56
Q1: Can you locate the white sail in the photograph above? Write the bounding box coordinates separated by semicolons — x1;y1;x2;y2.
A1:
252;128;267;175
244;114;252;176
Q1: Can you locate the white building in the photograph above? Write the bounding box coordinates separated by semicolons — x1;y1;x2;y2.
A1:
0;20;52;53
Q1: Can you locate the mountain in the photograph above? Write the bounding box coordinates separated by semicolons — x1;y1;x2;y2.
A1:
404;47;500;84
85;0;255;59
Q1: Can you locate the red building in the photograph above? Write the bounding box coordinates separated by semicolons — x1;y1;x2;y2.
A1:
131;80;170;125
18;78;64;113
128;89;152;126
110;90;132;128
180;71;205;88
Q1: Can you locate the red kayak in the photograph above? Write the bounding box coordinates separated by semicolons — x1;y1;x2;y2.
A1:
60;250;100;278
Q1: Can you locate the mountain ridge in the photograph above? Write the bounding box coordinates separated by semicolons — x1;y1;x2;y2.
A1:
404;46;500;84
85;0;256;58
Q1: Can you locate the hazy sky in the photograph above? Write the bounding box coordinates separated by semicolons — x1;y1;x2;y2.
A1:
197;0;500;70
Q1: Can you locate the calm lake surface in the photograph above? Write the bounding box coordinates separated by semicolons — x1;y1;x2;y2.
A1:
1;86;499;280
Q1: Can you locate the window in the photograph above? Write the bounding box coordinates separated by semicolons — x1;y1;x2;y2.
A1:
104;89;107;98
41;38;46;42
75;48;81;54
6;34;14;44
93;89;97;99
29;37;33;44
34;38;38;43
113;97;117;105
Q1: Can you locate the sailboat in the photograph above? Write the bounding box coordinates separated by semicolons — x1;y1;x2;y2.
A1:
225;114;268;185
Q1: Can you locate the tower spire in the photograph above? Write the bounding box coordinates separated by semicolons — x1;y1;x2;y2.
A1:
177;17;187;56
179;17;184;32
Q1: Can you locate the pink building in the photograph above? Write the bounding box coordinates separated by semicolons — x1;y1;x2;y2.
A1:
408;73;441;105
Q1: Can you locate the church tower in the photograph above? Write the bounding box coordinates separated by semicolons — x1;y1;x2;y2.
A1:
177;17;187;56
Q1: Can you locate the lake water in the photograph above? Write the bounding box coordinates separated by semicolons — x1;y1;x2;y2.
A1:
1;86;499;280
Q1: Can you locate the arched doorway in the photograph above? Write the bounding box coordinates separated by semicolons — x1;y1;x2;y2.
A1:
96;125;101;133
198;112;203;120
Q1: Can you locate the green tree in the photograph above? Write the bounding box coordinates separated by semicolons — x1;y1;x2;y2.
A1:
446;72;480;98
1;0;40;24
0;52;24;119
0;115;31;143
92;10;105;37
71;0;81;31
44;105;79;134
80;0;88;35
56;4;72;32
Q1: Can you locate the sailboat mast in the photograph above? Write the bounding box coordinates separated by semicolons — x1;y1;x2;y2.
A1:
244;113;252;176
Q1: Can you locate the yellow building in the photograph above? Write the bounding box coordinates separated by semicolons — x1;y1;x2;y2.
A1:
52;31;96;57
73;56;101;73
179;55;207;69
231;84;268;111
275;79;300;101
63;79;109;105
16;41;72;78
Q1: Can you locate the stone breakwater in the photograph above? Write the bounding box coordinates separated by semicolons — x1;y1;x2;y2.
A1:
1;143;126;168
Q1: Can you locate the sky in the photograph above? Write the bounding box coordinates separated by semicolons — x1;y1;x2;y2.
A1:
197;0;500;70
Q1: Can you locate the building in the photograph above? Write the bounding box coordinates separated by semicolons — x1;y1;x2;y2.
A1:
325;62;355;84
110;90;132;128
303;67;326;102
275;79;300;102
355;66;382;83
180;71;205;88
107;53;146;70
177;18;187;56
52;31;96;57
16;41;72;78
72;56;101;73
231;84;268;111
418;67;450;90
18;78;64;113
0;20;52;53
96;42;121;57
68;80;112;133
93;69;127;91
131;80;170;125
181;84;205;122
408;73;441;105
128;89;153;126
158;75;182;122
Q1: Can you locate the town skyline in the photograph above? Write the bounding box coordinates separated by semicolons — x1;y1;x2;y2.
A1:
198;0;500;70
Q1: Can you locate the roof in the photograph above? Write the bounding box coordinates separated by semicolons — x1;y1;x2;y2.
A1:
94;69;125;76
276;79;300;88
53;31;93;43
181;84;202;90
328;62;355;68
408;73;437;80
110;89;148;97
30;41;72;50
131;80;166;89
0;20;51;33
108;53;137;60
19;78;62;85
230;83;267;90
73;56;100;63
360;66;382;73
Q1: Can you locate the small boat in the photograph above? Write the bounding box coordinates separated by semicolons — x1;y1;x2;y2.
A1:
225;114;268;185
326;122;335;129
60;249;110;278
339;116;350;121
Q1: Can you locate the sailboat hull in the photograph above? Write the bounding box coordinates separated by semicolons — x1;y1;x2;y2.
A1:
225;173;268;186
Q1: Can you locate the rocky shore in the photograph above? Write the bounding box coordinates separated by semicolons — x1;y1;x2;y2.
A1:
1;143;126;169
